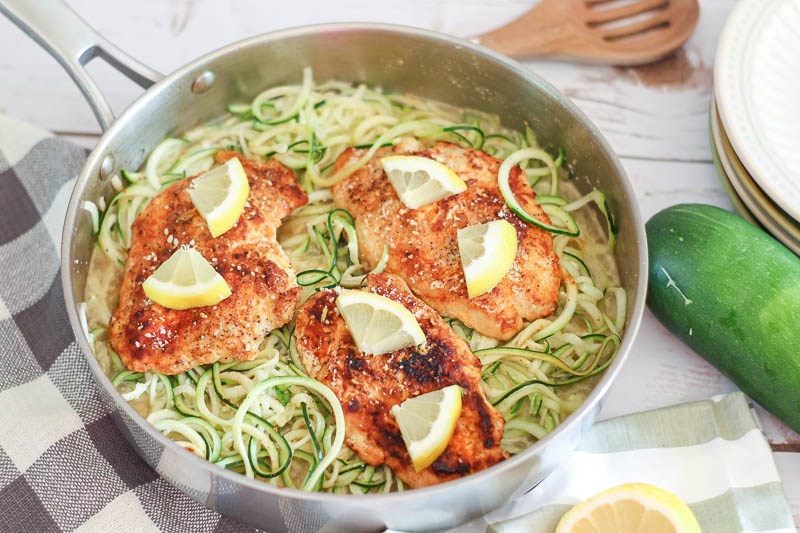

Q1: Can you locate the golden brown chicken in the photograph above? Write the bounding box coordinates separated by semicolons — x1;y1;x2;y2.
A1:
331;138;561;341
294;272;509;488
109;152;307;375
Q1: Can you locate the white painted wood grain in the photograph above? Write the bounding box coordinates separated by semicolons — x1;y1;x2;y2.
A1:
0;0;719;161
2;0;798;525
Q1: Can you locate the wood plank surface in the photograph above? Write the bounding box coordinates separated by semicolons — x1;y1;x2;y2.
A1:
1;0;797;525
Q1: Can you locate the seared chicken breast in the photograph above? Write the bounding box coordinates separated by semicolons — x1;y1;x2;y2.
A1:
294;272;508;488
109;152;307;375
331;138;561;341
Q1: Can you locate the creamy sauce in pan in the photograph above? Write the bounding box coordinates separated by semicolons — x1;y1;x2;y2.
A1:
82;74;624;492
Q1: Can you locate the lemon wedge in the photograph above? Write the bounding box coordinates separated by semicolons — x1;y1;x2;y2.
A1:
142;247;231;310
335;290;425;356
188;157;250;238
556;483;702;533
457;219;518;298
381;155;467;209
391;385;462;472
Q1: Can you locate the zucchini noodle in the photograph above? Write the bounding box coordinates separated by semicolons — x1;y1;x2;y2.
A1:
82;68;625;492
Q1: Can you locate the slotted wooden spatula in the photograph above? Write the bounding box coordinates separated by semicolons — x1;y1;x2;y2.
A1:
475;0;699;65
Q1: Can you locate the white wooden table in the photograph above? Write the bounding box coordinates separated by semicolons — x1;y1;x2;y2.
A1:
2;0;798;526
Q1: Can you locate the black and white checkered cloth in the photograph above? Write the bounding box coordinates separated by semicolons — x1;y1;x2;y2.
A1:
0;114;257;532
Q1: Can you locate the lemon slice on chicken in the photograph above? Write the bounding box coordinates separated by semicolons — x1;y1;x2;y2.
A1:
457;219;518;298
188;157;250;238
143;247;231;310
556;483;702;533
381;155;467;209
391;385;462;472
335;290;425;356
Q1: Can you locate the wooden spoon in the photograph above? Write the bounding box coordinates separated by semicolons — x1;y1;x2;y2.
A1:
474;0;699;65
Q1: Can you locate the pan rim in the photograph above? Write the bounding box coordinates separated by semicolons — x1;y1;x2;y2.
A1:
61;21;648;504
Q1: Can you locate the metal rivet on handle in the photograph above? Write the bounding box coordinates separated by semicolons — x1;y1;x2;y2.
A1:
99;154;114;179
192;71;216;94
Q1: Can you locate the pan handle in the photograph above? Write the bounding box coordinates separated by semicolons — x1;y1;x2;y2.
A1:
0;0;164;131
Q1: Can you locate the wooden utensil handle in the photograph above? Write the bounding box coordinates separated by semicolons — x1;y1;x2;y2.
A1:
476;3;583;60
477;0;700;65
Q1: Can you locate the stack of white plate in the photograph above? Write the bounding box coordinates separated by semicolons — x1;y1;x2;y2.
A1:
712;0;800;255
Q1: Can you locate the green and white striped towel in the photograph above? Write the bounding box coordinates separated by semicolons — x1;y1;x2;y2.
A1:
478;392;794;533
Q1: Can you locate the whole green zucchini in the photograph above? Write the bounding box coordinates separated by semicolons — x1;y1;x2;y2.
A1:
647;203;800;433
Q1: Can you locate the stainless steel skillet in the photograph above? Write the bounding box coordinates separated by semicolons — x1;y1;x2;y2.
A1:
1;1;648;531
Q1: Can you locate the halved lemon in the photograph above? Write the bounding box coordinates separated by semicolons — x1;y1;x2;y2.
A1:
142;247;231;310
390;385;462;472
556;483;702;533
457;219;518;298
188;157;250;238
335;290;426;356
381;155;467;209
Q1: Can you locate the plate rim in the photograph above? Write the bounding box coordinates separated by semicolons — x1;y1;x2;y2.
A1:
714;0;800;221
712;97;800;236
708;115;761;226
711;97;800;255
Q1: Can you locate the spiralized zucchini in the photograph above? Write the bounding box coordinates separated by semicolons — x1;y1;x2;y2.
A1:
84;68;625;492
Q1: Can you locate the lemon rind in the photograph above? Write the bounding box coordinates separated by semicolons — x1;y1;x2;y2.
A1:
392;385;462;472
381;155;467;209
336;290;426;356
555;483;702;533
142;248;232;310
459;219;518;298
190;158;250;238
